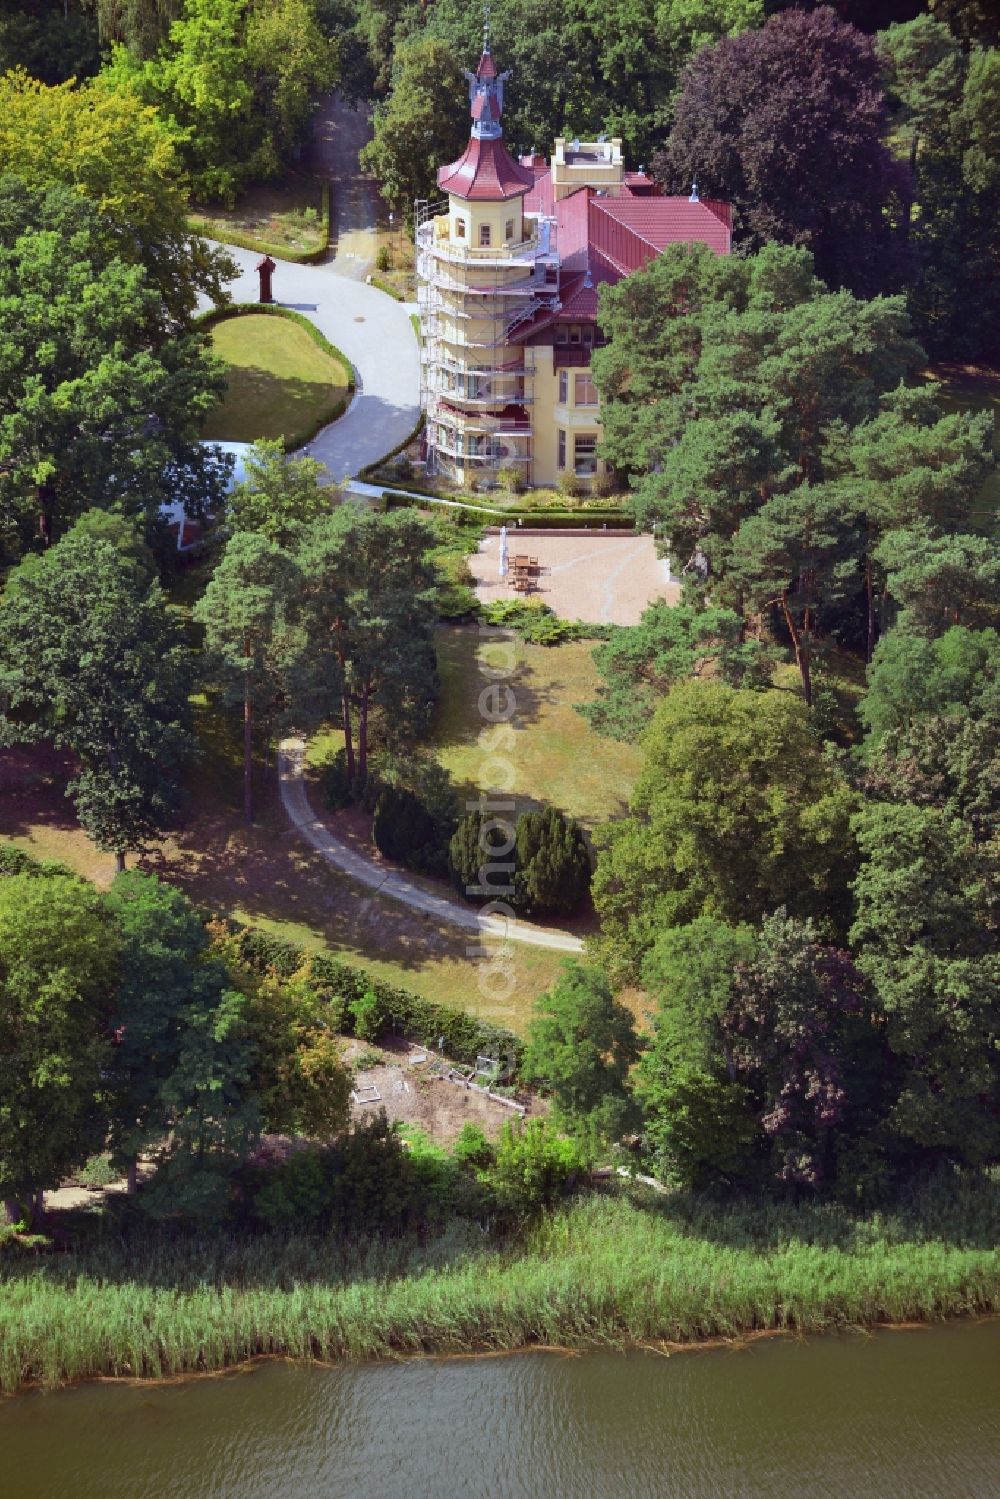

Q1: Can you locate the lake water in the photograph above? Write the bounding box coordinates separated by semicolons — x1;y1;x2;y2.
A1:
4;1320;999;1499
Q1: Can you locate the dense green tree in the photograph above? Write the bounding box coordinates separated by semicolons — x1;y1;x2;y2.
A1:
522;962;640;1141
514;806;590;917
582;599;776;741
195;531;302;824
639;912;873;1191
0;874;118;1222
227;440;337;548
841;384;994;656
0;178;228;555
594;243;923;572
654;5;906;297
859;626;1000;747
0;71;235;327
297;506;440;783
407;0;764;163
104;872;213;1189
880;18;1000;358
637;916;758;1189
876;524;1000;635
0;1;101;82
372;783;448;875
592;681;858;977
449;807;517;905
108;0;338;201
242;970;353;1138
140;979;259;1221
359;37;467;216
729;484;859;704
0;522;194;868
851;803;1000;1168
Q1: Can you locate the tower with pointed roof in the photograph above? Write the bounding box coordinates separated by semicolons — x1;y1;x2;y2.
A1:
415;45;732;487
415;41;559;484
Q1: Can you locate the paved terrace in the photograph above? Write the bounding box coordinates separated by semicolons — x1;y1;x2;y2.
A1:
470;530;680;625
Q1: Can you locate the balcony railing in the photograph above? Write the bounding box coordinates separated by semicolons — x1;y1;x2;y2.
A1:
416;218;548;267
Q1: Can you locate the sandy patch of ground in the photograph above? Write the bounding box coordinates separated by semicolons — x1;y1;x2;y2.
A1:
343;1036;536;1146
469;531;681;626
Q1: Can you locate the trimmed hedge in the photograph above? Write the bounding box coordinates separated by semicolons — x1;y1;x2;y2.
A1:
195;303;355;451
222;921;525;1077
188;180;332;265
381;490;633;530
368;272;405;302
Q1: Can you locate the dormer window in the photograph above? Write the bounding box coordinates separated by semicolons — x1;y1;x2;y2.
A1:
479;224;492;247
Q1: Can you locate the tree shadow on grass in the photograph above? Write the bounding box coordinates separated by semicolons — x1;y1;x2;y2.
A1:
202;366;346;448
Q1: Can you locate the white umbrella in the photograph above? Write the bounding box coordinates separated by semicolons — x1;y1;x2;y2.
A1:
499;524;508;578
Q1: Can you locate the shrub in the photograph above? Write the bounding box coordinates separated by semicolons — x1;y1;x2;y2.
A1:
372;784;449;876
0;842;74;880
348;988;385;1041
481;599;608;646
558;471;582;500
497;465;523;495
375;244;393;273
489;1119;584;1217
449;809;517;906
321;749;354;810
515;806;591;916
250;1145;332;1230
452;1122;496;1171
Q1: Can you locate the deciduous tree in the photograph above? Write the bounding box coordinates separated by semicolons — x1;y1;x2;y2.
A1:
0;178;228;554
0;70;235;326
0;874;118;1223
0;521;194;868
655;5;906;296
195;530;303;824
592;681;857;976
522;962;640;1141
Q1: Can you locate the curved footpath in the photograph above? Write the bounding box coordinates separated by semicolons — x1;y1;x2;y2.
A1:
279;739;586;954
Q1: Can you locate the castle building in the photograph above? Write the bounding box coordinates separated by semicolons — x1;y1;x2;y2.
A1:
415;44;732;489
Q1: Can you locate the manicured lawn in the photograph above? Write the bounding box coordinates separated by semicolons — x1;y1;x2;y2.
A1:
309;626;643;831
201;314;349;447
923;363;1000;523
189;172;327;258
430;624;643;830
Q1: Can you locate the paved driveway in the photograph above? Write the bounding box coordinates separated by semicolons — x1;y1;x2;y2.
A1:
207;245;420;482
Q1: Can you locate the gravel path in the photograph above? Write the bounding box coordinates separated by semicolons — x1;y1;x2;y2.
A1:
278;739;585;954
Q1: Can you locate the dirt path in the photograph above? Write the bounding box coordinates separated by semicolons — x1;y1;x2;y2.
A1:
278;738;586;954
310;94;380;279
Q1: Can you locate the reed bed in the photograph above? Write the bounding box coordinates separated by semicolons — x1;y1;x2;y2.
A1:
1;1185;998;1395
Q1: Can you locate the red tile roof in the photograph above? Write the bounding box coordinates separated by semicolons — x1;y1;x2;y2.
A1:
590;195;732;271
475;49;497;81
438;135;537;200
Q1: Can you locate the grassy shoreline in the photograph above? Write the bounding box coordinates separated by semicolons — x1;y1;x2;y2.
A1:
3;1188;997;1397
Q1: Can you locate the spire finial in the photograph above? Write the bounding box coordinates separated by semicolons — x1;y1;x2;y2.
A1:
483;3;490;51
689;179;699;203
